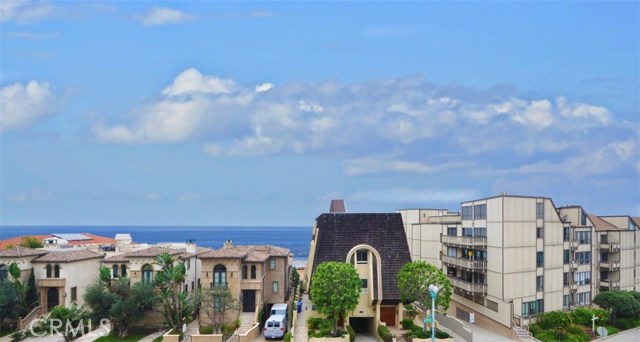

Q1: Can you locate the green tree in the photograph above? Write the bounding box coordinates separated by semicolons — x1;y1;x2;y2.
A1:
397;261;452;313
291;267;300;290
0;280;20;322
198;285;241;336
84;276;156;337
310;262;361;336
154;251;192;333
40;304;90;342
594;291;640;322
24;269;39;309
19;237;43;249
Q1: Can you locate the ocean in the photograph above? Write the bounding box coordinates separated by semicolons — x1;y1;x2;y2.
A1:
0;226;312;267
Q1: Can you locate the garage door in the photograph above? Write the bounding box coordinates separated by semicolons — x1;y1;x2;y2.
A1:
380;307;396;326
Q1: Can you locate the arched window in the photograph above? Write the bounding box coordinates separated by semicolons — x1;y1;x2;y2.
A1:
251;265;257;279
112;265;119;278
0;264;7;281
213;264;226;288
142;264;153;285
242;265;247;279
121;265;127;277
54;265;60;278
46;264;52;278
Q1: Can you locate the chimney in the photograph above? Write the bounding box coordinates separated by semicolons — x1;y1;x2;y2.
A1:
186;239;197;253
329;199;347;213
223;240;233;248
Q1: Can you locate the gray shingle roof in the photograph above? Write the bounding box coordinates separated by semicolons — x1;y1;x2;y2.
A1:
0;247;49;258
32;249;104;263
311;213;411;304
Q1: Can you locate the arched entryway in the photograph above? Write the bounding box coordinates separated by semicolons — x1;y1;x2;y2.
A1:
47;287;59;310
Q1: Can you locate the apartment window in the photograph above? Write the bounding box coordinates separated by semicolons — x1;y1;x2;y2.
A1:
563;226;570;242
191;281;195;291
120;265;127;277
112;265;119;278
242;265;248;279
574;271;591;286
575;251;591;264
184;284;188;293
474;204;487;220
54;265;60;278
462;206;473;220
536;226;544;239
46;264;52;278
581;212;588;226
0;265;6;281
600;270;609;281
269;258;276;270
564;250;570;264
536;252;544;268
576;292;591;306
486;299;498;312
563;272;569;286
462;228;473;237
197;279;201;289
356;250;368;264
142;264;153;285
447;248;457;257
474;227;487;237
447;227;457;236
361;279;368;294
251;265;257;279
563;295;570;309
601;252;608;262
575;231;591;244
536;276;544;292
71;287;77;302
522;299;544;318
186;260;191;270
272;281;279;293
536;203;544;219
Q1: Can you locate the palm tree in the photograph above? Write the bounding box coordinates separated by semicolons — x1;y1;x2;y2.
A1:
154;252;190;333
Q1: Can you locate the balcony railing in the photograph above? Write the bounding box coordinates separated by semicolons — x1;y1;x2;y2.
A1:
441;235;487;247
569;241;578;249
570;262;578;270
600;280;620;290
609;243;621;252
448;276;487;295
211;282;228;290
427;216;461;224
442;255;487;271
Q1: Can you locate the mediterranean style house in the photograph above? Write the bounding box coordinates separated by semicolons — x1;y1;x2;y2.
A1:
305;200;412;334
197;242;292;326
399;193;640;339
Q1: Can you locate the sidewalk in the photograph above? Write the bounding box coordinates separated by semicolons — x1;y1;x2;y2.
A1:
294;294;312;342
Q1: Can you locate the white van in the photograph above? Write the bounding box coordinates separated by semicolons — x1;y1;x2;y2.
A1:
270;303;288;317
264;314;287;339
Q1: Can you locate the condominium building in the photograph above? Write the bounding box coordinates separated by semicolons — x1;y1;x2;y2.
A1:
399;194;640;339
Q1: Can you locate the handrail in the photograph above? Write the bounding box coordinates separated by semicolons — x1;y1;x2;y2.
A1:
18;305;43;330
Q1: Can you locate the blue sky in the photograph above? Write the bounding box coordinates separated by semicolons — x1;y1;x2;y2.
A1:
1;0;638;226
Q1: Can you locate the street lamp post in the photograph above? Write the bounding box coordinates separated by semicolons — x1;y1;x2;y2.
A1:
428;285;440;342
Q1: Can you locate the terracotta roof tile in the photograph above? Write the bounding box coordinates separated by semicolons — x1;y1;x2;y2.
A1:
32;249;104;263
0;235;51;250
0;233;116;250
199;245;290;261
0;247;49;258
120;246;184;258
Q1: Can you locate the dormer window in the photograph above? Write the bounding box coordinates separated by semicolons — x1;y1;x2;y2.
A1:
356;250;368;264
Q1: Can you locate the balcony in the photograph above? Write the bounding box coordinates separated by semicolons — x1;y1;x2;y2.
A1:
569;241;579;249
210;282;228;290
448;276;487;295
609;243;621;252
37;278;65;287
600;280;620;290
441;235;487;248
570;283;578;291
442;255;487;271
427;216;461;224
570;262;578;270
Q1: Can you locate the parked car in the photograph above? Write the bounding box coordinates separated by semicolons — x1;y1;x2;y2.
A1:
264;314;287;339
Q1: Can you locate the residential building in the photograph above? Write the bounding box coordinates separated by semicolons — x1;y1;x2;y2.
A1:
30;249;105;312
0;247;48;284
305;204;412;334
0;233;116;251
399;194;640;339
197;242;292;327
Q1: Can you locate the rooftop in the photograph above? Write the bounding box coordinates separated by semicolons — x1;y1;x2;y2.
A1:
32;249;104;263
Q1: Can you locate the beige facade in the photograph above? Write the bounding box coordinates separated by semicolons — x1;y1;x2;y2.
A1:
400;194;640;339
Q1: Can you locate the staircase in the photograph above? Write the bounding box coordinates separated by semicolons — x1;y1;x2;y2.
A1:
513;325;533;340
237;312;256;334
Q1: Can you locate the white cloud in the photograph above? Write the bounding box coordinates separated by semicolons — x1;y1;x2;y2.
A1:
298;100;323;113
139;7;195;26
179;192;202;201
145;192;161;201
343;156;469;176
0;0;53;23
162;68;234;95
3;31;58;40
11;190;50;202
255;83;273;93
352;187;479;204
249;11;273;18
0;80;58;132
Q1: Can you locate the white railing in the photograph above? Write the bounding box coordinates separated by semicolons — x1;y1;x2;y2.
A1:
441;235;487;247
441;255;487;270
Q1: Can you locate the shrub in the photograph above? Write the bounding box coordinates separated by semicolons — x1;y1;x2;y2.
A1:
570;307;608;326
528;324;542;336
199;326;213;334
284;332;292;342
402;318;415;330
603;325;619;335
613;317;640;330
536;310;571;330
565;325;590;342
307;317;324;330
346;325;355;342
435;330;450;339
377;325;393;342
